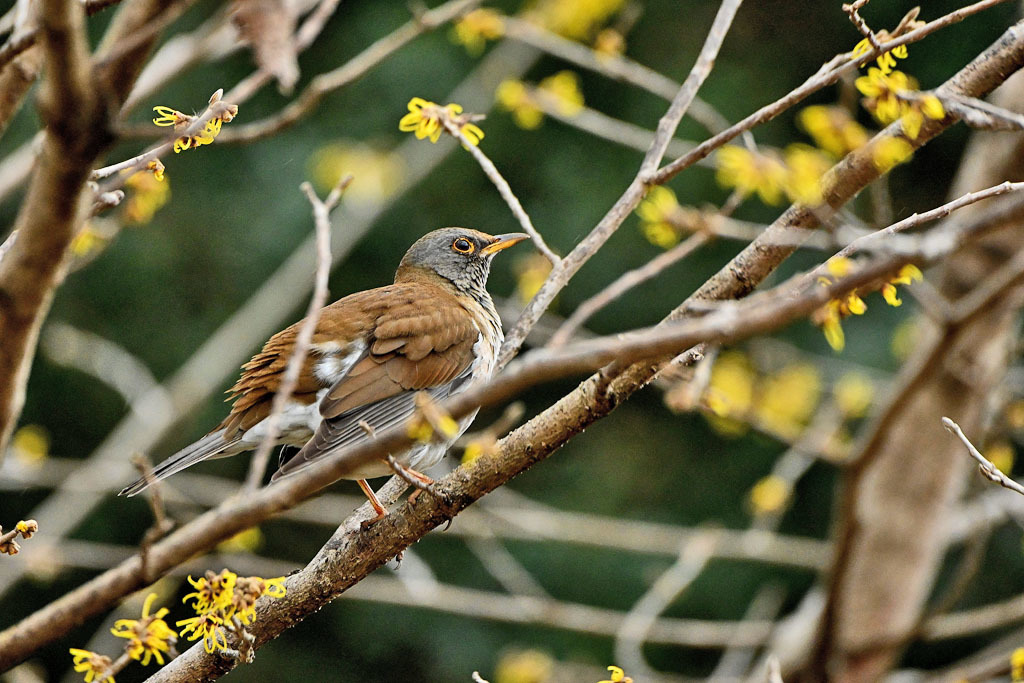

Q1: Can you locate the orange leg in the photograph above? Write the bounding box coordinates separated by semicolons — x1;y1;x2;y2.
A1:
357;479;388;526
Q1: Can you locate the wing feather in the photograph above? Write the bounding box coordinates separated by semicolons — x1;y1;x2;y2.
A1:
273;281;481;480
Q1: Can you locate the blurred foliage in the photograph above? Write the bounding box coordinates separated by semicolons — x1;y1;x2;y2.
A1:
2;0;1024;681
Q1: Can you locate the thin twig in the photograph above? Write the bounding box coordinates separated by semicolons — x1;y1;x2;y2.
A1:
652;0;1014;186
842;0;885;53
501;15;731;134
130;454;174;582
440;116;559;264
90;89;238;183
243;175;349;490
0;0;129;71
218;0;481;143
548;232;711;347
499;0;745;366
942;417;1024;496
614;530;721;678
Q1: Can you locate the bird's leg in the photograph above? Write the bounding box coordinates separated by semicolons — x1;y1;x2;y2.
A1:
357;479;389;528
384;455;436;503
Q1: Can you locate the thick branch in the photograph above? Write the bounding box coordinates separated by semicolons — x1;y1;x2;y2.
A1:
0;0;112;458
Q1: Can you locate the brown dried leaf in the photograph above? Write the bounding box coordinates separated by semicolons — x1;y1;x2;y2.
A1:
232;0;300;93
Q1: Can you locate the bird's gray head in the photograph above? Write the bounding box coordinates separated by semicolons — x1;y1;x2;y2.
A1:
396;227;529;294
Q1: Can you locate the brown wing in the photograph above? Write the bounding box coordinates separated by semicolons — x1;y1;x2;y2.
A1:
272;281;481;479
216;282;430;439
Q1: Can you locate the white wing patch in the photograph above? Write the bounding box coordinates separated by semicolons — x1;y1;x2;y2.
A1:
313;339;366;385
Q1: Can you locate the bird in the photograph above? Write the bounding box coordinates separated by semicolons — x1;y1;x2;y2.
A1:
119;228;529;521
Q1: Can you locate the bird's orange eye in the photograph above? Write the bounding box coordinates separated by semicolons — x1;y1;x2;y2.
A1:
452;237;475;254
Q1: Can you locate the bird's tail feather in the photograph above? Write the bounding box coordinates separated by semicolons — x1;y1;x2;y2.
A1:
118;430;240;497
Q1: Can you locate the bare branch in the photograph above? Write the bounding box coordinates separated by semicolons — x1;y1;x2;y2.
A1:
440;115;560;263
547;232;711;347
244;176;348;489
652;0;1015;186
499;0;745;365
942;417;1024;496
218;0;481;143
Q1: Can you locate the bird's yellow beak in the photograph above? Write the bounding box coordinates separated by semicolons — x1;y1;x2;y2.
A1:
480;232;530;255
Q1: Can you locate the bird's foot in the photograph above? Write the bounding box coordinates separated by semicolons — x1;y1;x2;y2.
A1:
360;510;389;530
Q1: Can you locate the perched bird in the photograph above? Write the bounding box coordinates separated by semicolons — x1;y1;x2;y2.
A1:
120;228;529;520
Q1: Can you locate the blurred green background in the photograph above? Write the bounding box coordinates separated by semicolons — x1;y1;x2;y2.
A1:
1;0;1022;681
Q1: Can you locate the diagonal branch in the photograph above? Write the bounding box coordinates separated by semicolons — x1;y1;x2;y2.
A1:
243;177;348;489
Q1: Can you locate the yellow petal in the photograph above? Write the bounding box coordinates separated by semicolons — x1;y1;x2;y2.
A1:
823;318;845;352
882;283;902;307
921;95;945;120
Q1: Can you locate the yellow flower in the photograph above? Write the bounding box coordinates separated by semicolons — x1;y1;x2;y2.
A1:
1006;399;1024;430
177;613;228;654
754;363;821;440
636;186;682;247
183;568;237;614
986;441;1015;476
881;266;921;307
715;146;789;205
308;141;404;205
452;8;504;55
818;299;846;352
881;283;902;306
147;160;165;182
890;264;923;285
154;104;233;153
110;593;176;666
834;372;874;418
525;0;625;40
901;107;924;140
15;519;37;538
460;121;485;147
890;318;918;360
1012;646;1024;682
599;665;634;683
514;253;553;304
461;436;498;465
152;106;188;127
228;575;287;625
408;396;459;442
870;136;914;172
407;418;435;442
826;256;853;278
123;169;170;224
784;144;831;204
494;649;554;683
399;97;442;142
70;224;107;258
845;292;867;315
853;37;909;74
538;71;584;117
856;68;917;125
398;97;483;146
797;105;869;159
920;94;945;120
496;80;543;130
216;527;264;554
11;424;49;466
703;351;755;435
593;28;625;59
69;649;113;683
748;474;791;516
